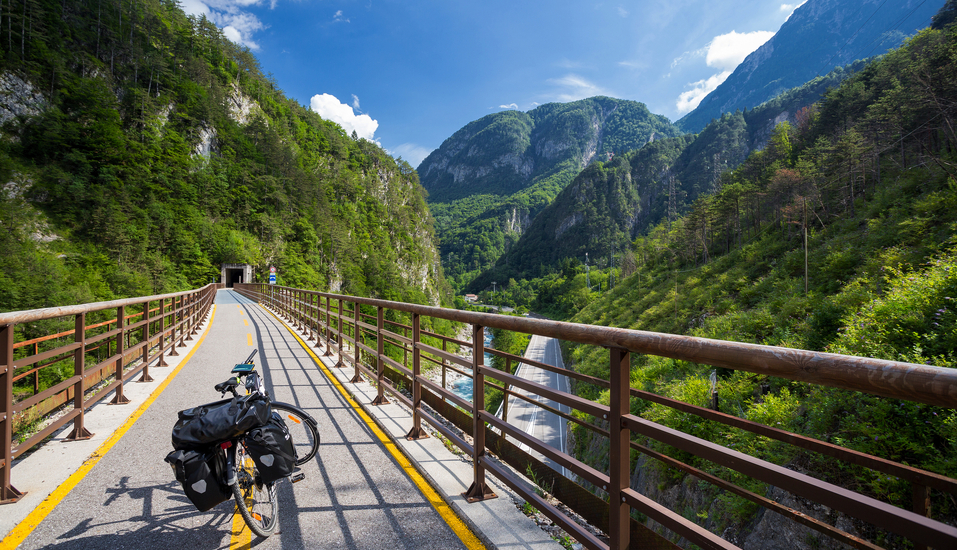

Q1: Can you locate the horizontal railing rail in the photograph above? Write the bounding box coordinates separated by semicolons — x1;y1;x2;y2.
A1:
236;283;957;550
0;284;220;504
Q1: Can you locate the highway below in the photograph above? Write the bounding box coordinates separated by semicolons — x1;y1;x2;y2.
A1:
500;334;570;477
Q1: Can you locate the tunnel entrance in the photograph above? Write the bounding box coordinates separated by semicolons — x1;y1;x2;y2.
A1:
221;264;255;288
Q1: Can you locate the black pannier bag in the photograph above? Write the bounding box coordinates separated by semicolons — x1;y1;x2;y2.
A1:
172;395;271;450
165;448;231;512
243;412;298;484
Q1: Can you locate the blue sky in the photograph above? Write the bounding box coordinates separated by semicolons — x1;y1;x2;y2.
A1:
179;0;806;167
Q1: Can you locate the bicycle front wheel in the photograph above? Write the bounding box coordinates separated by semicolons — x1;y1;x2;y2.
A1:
233;444;278;537
272;402;319;465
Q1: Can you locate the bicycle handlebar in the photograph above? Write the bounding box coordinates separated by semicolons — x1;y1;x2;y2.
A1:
243;349;258;364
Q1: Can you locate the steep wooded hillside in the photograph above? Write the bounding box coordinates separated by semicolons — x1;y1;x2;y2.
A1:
0;0;448;311
563;24;957;548
422;97;681;290
472;63;863;288
678;0;945;133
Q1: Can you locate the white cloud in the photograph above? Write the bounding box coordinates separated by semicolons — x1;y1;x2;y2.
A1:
390;144;433;168
178;0;210;16
499;103;519;110
780;1;807;20
546;74;607;102
706;30;775;71
179;0;272;50
310;93;379;140
675;29;774;113
617;6;628;18
334;10;350;23
618;60;646;70
351;94;361;112
675;71;731;113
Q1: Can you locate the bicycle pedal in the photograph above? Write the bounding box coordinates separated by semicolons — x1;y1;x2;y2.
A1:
291;473;305;483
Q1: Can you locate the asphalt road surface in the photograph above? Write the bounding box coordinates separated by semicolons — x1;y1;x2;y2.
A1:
501;334;570;477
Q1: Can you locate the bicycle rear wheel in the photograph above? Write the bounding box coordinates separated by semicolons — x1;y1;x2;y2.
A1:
272;402;319;465
233;443;278;537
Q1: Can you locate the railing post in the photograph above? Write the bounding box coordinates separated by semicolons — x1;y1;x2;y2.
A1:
503;356;511;425
66;313;93;441
168;298;180;357
307;292;316;342
609;347;631;550
350;301;362;383
464;323;496;503
324;296;334;357
335;298;344;368
914;483;931;550
138;300;153;383
110;305;130;405
371;306;389;405
157;298;169;366
176;297;187;350
406;313;428;440
312;294;322;349
442;340;447;389
185;293;195;341
1;323;24;503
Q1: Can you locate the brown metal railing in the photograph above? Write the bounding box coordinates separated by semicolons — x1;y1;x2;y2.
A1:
236;283;957;550
0;284;219;504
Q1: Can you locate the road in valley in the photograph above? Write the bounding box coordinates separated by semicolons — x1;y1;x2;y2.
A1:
499;333;570;477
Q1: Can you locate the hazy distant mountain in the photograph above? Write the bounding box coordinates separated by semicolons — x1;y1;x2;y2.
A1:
677;0;946;133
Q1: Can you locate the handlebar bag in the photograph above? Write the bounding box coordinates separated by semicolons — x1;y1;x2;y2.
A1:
165;448;230;512
172;395;272;450
243;412;298;484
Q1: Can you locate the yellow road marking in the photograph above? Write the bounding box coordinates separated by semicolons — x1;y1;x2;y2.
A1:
263;309;486;550
230;509;250;549
243;319;249;327
247;333;253;346
1;306;218;549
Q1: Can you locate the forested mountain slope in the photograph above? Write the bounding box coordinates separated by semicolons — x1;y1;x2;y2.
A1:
420;97;681;290
471;62;863;289
563;24;957;547
678;0;945;133
0;0;448;312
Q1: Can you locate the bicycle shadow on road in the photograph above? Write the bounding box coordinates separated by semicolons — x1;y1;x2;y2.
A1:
27;479;243;550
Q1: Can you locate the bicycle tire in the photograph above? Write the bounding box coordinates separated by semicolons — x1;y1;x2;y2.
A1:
232;444;278;537
271;402;319;465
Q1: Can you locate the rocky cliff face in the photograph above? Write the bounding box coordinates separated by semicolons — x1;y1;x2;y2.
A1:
0;72;47;127
418;97;680;203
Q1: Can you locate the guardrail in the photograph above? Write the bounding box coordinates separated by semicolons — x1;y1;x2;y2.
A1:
236;283;957;550
0;284;219;504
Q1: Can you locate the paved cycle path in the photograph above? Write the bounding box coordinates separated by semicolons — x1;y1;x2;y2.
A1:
13;289;469;549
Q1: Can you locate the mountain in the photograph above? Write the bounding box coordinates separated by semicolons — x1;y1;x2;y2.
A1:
472;61;864;289
0;0;447;311
419;97;680;203
420;97;682;289
677;0;946;133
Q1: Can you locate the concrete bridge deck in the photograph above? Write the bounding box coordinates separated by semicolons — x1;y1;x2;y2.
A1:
1;290;560;550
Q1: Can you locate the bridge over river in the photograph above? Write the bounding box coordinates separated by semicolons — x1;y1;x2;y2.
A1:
1;284;956;550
